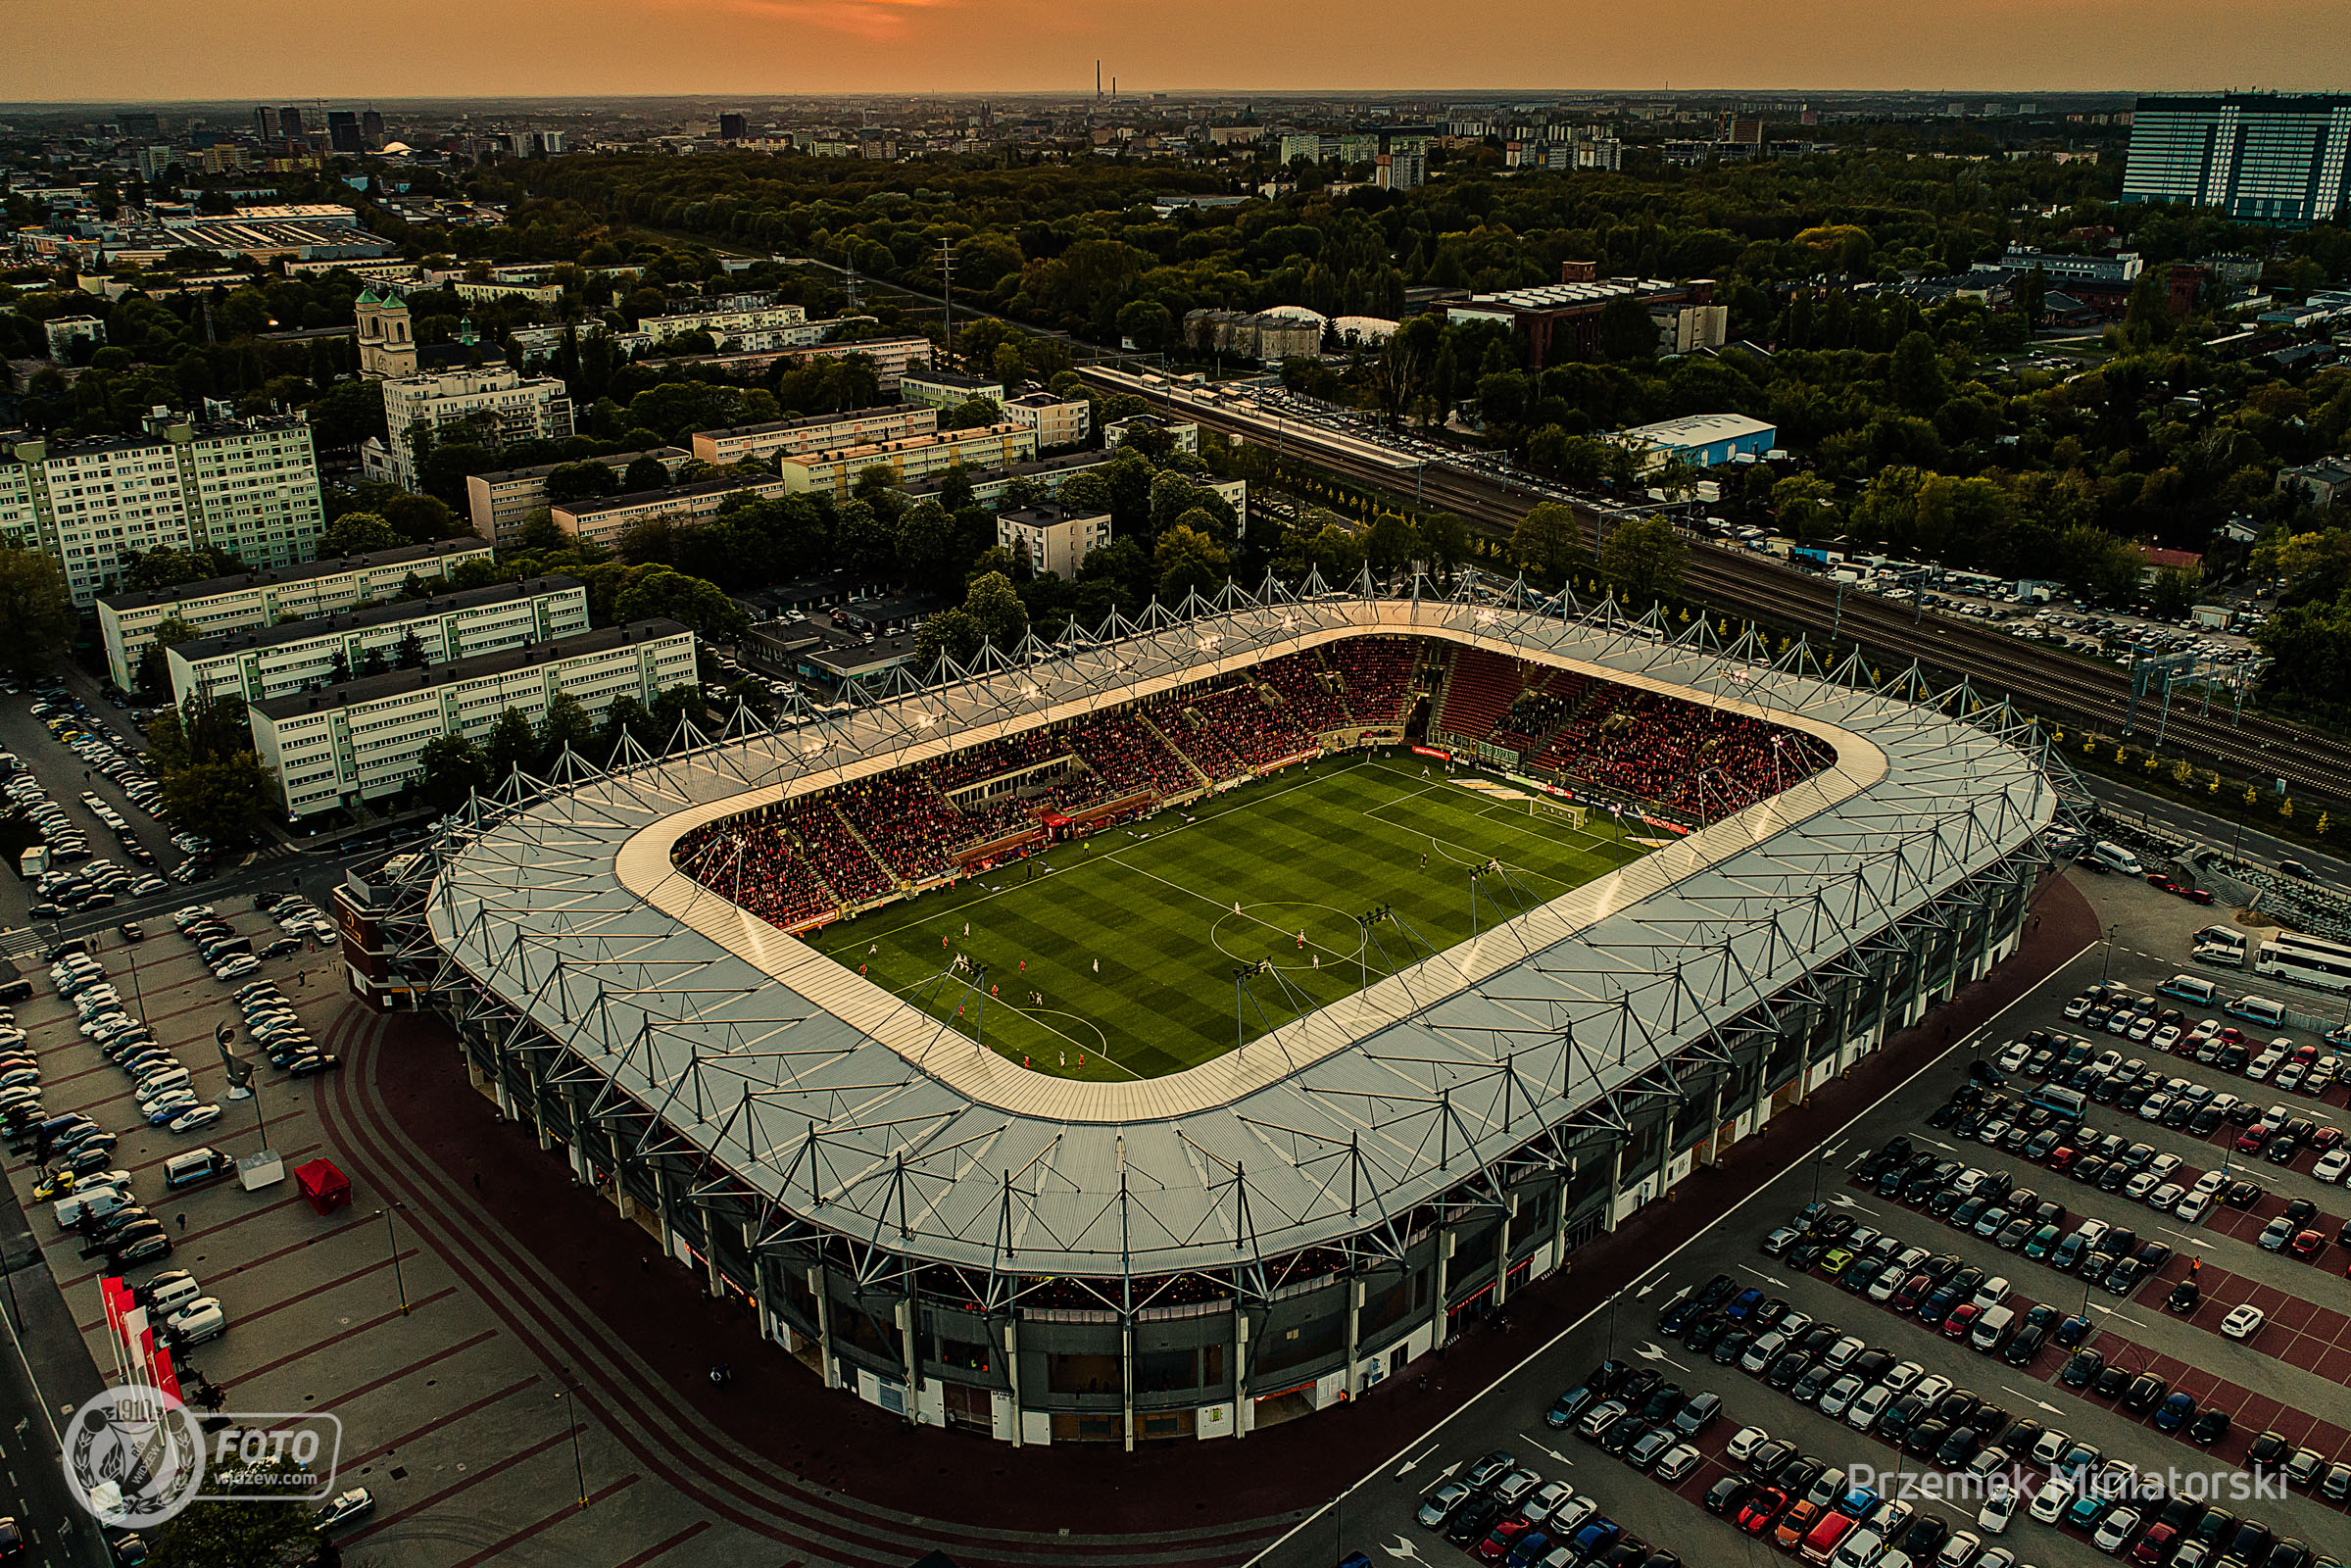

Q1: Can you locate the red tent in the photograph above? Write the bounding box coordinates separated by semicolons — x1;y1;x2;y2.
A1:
295;1158;351;1216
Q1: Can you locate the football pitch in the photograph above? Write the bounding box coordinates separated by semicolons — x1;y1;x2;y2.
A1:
806;754;1646;1081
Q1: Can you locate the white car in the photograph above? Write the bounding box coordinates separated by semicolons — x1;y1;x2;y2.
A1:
1880;1360;1925;1395
1521;1481;1574;1527
2221;1304;2266;1341
167;1104;222;1135
2028;1477;2073;1524
2029;1429;2071;1468
1846;1384;1896;1432
2316;1150;2351;1185
1996;1043;2032;1073
1971;1277;2011;1312
2189;1168;2229;1200
164;1296;225;1346
2174;1192;2215;1225
1977;1490;2016;1534
1726;1424;1771;1461
2091;1506;2141;1553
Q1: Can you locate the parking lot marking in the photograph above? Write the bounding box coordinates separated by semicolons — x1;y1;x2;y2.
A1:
1391;1444;1439;1479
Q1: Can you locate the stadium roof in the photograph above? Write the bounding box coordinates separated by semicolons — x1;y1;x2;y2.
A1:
425;582;2056;1282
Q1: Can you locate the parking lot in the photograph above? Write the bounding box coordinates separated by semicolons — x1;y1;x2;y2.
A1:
1263;872;2351;1568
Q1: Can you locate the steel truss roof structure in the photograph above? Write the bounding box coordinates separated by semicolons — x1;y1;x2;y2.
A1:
421;573;2062;1286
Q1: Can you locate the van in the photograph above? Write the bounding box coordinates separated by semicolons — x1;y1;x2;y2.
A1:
2229;996;2287;1028
2092;841;2145;877
54;1184;129;1229
1831;1528;1888;1568
1801;1510;1860;1565
2159;975;2218;1006
164;1149;234;1191
1969;1304;2016;1351
141;1271;202;1315
2030;1085;2086;1122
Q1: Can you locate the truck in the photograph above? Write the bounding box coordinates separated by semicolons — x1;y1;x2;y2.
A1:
18;846;47;878
1789;545;1846;570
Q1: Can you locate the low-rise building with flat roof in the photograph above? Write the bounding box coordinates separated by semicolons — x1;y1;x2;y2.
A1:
778;424;1038;498
688;406;938;467
96;537;493;692
1103;414;1200;455
463;448;689;545
167;576;589;708
1610;413;1778;470
1001;391;1091;451
899;370;1005;411
996;504;1110;577
249;618;697;817
548;474;796;548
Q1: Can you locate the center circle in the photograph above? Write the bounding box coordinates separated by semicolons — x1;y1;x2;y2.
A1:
1209;901;1370;971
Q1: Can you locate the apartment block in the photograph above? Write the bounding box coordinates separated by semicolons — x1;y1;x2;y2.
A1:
96;537;492;691
899;370;1006;411
1000;392;1091;451
638;301;817;352
778;424;1038;498
250;619;698;818
689;406;940;467
166;576;590;708
550;473;795;548
893;450;1114;510
374;367;575;492
0;411;323;611
1103;415;1200;455
463;446;689;545
996;505;1110;577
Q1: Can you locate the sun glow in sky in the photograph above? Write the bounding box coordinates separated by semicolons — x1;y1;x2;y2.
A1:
2;0;2348;100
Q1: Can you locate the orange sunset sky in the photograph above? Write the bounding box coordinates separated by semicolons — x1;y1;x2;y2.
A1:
2;0;2349;101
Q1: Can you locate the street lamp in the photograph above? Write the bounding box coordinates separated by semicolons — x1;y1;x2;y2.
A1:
2099;924;2119;986
377;1205;409;1315
558;1379;589;1509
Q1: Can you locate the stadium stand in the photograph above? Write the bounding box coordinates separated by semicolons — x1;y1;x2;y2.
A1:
677;640;1833;932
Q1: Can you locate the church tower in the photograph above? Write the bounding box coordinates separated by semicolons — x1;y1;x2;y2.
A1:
355;284;417;380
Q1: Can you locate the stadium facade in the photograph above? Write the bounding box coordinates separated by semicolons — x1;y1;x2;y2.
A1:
352;580;2063;1448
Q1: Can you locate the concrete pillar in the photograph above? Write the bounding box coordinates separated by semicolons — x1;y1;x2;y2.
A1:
525;1053;552;1152
1344;1275;1363;1396
1233;1309;1250;1438
1703;1080;1727;1166
808;1264;837;1390
896;1297;919;1426
1549;1163;1570;1272
1603;1143;1626;1234
1494;1191;1520;1309
1120;1314;1136;1452
1004;1318;1023;1448
653;1165;674;1258
1430;1229;1455;1347
706;1226;724;1299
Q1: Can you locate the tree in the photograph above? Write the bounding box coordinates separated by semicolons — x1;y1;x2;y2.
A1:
394;626;428;668
1890;331;1948;413
1597;296;1658;363
1599;515;1689;604
484;708;540;778
2148;565;2202;619
147;1455;315;1568
621;456;671;492
415;731;488;811
545;462;620;503
962;570;1029;649
537;690;597;760
320;511;399;556
132;613;203;699
1509;502;1585;585
1363;512;1421;575
379;492;465;544
1153;524;1231;602
915;606;984;666
122;546;234;593
162;751;276;843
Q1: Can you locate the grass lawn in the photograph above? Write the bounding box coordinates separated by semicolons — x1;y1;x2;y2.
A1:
806;754;1643;1081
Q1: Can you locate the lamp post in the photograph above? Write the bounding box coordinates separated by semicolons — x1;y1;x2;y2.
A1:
378;1204;409;1315
558;1379;589;1509
2099;924;2119;986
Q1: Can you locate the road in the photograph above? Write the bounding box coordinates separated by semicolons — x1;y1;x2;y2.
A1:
2082;774;2351;887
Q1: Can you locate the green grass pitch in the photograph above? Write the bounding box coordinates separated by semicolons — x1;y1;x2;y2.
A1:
806;754;1647;1081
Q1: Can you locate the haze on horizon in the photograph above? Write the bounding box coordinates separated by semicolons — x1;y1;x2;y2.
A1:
4;0;2350;103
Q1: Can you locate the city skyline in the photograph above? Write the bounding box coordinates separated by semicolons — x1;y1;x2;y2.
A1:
4;0;2350;102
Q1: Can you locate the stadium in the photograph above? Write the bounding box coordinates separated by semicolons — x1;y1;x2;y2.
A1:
367;579;2062;1448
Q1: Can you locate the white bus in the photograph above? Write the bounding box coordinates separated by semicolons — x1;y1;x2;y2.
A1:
2254;931;2351;995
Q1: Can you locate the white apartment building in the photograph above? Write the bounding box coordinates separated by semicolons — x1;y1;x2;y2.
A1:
638;301;815;351
549;473;796;547
996;505;1110;577
166;575;590;708
463;446;689;545
688;406;939;466
250;618;698;818
375;367;575;492
778;424;1037;498
894;450;1113;511
1103;415;1200;455
1001;392;1091;451
96;537;492;691
0;411;324;610
899;370;1005;411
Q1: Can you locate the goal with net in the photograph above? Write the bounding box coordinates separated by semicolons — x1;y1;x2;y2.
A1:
1528;798;1587;829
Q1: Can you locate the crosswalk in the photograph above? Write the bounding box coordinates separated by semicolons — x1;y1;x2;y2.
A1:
0;928;44;962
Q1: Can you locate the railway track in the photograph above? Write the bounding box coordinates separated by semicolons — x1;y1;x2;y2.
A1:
1085;369;2351;806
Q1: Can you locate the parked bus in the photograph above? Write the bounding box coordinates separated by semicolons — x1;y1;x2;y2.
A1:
2253;931;2351;995
2227;994;2290;1026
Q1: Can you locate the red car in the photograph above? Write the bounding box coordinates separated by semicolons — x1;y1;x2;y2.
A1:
2289;1230;2326;1260
1739;1488;1789;1537
1890;1274;1932;1312
1943;1303;1981;1341
2048;1146;2079;1172
2312;1127;2345;1153
2131;1524;2180;1564
1476;1518;1531;1563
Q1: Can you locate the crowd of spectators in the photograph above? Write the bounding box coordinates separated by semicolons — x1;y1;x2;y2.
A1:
674;636;1830;932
